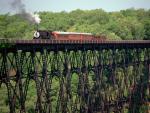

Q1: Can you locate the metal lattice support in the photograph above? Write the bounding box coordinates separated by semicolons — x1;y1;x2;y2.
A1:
0;47;150;113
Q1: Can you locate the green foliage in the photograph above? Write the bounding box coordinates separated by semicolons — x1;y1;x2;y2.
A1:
143;19;150;40
0;8;149;40
0;14;31;39
0;43;15;48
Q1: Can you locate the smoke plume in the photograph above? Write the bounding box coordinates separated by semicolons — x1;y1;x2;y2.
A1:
10;0;41;24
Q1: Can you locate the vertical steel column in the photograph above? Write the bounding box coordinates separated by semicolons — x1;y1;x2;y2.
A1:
42;50;52;113
64;50;72;112
146;48;150;112
2;50;15;113
81;49;89;113
32;51;43;113
93;49;103;112
15;51;26;113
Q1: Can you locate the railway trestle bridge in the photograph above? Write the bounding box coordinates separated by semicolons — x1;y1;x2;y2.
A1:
0;39;150;113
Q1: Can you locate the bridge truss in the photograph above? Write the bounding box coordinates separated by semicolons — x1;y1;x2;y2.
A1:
0;40;150;113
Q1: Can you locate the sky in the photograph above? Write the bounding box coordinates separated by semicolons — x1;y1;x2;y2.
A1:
0;0;150;14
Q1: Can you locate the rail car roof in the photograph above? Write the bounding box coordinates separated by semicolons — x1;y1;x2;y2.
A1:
53;31;92;35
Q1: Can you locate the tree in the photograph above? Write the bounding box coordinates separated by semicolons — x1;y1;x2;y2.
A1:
143;19;150;40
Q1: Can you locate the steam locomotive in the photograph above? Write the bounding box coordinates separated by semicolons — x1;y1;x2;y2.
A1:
33;30;106;40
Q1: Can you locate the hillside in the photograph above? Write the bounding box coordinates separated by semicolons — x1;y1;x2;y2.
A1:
0;8;149;40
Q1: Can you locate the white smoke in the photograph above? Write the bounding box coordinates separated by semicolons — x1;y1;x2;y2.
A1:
10;0;41;24
32;13;41;24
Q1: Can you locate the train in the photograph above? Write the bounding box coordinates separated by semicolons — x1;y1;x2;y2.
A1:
33;30;106;40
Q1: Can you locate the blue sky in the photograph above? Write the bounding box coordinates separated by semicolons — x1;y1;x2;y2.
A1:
0;0;150;14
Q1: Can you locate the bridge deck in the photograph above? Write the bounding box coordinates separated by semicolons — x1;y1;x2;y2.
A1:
0;39;150;44
0;39;150;51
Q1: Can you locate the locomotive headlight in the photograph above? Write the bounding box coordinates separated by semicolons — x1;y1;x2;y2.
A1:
34;31;40;38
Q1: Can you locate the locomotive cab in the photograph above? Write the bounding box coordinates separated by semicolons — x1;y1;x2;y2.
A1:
33;30;53;39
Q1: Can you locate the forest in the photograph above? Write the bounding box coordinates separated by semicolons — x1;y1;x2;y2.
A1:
0;8;149;40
